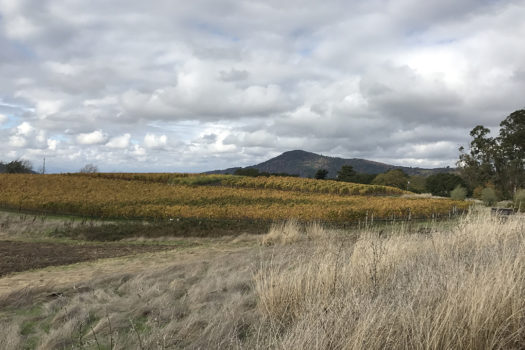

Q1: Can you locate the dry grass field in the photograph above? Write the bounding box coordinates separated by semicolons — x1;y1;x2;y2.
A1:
1;208;524;349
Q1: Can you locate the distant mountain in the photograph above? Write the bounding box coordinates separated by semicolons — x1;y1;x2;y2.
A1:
206;150;453;178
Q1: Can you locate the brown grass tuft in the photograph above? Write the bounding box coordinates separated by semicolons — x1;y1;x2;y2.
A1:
261;219;333;245
255;210;525;349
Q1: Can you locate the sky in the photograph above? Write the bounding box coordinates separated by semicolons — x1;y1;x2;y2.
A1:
1;0;524;173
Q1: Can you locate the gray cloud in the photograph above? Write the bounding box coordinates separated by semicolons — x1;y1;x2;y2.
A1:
1;0;524;172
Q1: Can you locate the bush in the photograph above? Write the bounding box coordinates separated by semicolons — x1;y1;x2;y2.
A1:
481;187;498;206
425;173;466;197
472;186;484;199
79;164;98;173
514;189;525;212
450;185;467;200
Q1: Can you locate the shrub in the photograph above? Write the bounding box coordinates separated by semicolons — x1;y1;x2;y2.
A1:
450;185;467;200
472;186;484;199
481;187;498;206
79;164;98;173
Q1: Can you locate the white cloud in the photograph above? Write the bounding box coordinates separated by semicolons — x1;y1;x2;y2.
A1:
131;144;147;161
36;100;63;118
47;138;58;151
144;133;167;149
16;122;34;136
9;135;27;147
0;114;7;124
76;130;108;145
106;133;131;149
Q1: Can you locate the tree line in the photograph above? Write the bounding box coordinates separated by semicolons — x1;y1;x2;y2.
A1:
0;160;34;174
458;109;524;201
315;165;465;197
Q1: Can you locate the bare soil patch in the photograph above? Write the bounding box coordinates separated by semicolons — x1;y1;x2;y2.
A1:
0;240;173;277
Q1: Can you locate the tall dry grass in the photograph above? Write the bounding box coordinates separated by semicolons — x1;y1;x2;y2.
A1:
0;211;103;239
261;219;331;246
256;210;525;349
1;210;524;349
0;247;264;350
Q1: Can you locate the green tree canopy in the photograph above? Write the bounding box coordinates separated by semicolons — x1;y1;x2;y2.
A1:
336;165;356;182
426;173;466;197
458;109;525;198
371;169;409;190
407;175;426;193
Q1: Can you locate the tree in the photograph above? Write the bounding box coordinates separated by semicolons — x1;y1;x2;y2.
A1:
497;109;525;196
407;175;426;193
458;109;525;198
426;173;466;197
351;173;376;184
314;169;328;180
337;165;356;182
372;169;409;190
80;164;99;173
457;125;497;190
5;160;33;173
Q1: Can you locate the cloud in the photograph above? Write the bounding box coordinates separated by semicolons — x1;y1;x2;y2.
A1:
144;133;167;149
106;133;131;149
1;0;525;171
121;81;293;121
9;135;27;148
47;138;58;151
219;68;249;82
16;121;34;136
76;130;108;145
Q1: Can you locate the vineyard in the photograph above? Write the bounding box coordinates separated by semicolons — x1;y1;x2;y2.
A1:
71;172;409;196
0;174;469;222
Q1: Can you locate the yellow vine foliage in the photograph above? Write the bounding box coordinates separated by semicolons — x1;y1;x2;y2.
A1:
71;172;408;196
0;174;469;222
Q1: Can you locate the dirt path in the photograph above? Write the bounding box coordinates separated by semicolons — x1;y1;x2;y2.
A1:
0;237;257;298
0;241;176;277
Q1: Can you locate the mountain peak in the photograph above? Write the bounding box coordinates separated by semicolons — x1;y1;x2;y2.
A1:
206;150;452;178
275;150;319;160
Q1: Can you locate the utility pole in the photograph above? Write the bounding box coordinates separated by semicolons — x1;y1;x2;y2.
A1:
42;157;46;174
